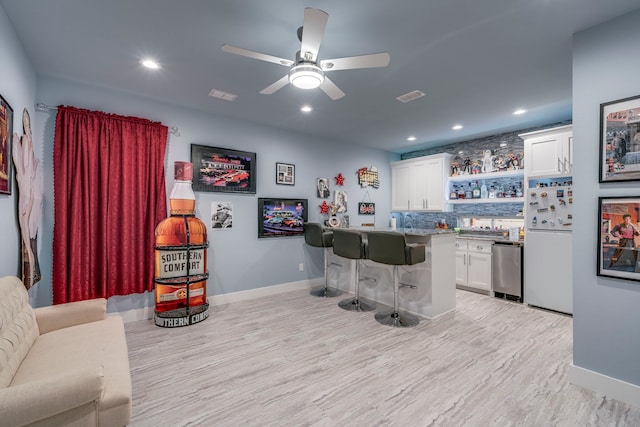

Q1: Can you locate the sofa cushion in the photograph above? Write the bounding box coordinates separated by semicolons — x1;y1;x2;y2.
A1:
10;316;132;426
0;276;39;388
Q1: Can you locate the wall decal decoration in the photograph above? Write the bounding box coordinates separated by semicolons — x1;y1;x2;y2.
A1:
334;172;345;186
12;108;42;289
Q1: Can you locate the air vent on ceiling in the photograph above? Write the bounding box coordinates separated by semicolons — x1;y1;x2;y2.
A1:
396;90;426;103
208;89;238;101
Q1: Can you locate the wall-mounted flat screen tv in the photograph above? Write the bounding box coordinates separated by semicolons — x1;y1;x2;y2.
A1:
258;198;308;238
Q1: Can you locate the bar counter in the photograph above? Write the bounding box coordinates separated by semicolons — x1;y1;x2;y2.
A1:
325;227;456;319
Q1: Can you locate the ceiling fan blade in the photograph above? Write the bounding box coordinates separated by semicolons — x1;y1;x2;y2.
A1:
221;44;294;67
320;52;390;71
319;77;345;100
259;75;290;95
300;8;328;62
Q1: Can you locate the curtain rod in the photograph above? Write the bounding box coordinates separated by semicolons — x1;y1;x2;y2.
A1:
34;103;180;136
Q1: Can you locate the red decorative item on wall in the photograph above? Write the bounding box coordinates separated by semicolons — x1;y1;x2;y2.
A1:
334;173;345;186
319;200;330;214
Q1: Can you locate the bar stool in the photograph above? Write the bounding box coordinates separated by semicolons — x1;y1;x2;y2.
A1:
304;223;343;298
366;231;426;328
332;229;376;312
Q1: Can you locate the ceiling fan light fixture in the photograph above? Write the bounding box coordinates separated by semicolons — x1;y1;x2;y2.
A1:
289;63;324;89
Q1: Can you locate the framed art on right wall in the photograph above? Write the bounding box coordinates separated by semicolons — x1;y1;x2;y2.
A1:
599;94;640;183
0;94;13;195
597;196;640;281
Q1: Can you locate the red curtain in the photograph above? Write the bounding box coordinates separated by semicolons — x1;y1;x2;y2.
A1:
52;106;168;304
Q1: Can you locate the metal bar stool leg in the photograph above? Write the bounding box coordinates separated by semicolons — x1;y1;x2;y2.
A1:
310;247;342;298
338;259;375;312
375;265;420;327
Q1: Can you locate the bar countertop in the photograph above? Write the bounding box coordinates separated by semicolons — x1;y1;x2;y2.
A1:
349;227;456;236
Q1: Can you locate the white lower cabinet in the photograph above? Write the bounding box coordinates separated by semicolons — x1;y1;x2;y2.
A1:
455;238;492;293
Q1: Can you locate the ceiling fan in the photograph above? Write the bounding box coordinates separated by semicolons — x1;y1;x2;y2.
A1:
221;7;390;100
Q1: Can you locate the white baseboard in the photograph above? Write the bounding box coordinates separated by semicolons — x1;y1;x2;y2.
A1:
114;279;321;323
569;363;640;408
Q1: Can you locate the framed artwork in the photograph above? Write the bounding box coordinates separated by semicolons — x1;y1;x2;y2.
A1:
276;162;295;185
597;196;640;281
191;144;256;194
0;95;14;195
258;198;307;238
211;201;233;229
316;177;330;198
599;94;640;183
358;202;375;215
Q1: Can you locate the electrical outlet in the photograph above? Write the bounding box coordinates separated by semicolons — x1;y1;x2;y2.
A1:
298;263;304;272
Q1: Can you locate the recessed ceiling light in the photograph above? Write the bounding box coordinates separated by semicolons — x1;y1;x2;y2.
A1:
140;58;160;70
500;141;508;147
513;109;527;115
407;136;416;141
300;105;313;113
452;124;463;130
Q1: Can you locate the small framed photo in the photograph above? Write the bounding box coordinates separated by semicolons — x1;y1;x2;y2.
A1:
276;162;295;185
597;196;640;281
316;177;330;198
599;94;640;183
0;94;14;195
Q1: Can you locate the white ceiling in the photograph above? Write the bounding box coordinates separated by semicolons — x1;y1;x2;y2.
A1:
2;0;640;153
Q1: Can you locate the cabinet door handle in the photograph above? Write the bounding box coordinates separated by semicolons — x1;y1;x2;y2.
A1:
557;158;562;173
464;254;466;265
468;254;471;266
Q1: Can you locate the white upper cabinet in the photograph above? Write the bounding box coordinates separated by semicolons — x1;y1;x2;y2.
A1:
520;125;573;178
391;153;452;211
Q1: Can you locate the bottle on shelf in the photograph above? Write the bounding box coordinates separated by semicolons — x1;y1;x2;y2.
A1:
472;181;481;199
516;181;523;198
457;185;466;200
465;183;473;199
480;181;488;199
450;184;458;200
154;161;210;328
489;183;496;199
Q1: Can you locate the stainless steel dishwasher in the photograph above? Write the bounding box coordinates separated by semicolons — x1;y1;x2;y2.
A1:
492;241;523;301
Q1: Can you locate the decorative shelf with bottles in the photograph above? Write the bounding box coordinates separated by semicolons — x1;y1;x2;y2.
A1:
448;169;524;182
447;197;524;204
447;169;525;204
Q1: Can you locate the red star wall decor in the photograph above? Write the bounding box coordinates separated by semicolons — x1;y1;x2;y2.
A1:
334;173;345;186
319;201;330;214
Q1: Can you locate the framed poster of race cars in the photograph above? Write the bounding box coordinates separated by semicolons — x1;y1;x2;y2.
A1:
191;144;256;194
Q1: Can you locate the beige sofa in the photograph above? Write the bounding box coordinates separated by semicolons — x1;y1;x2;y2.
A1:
0;276;132;426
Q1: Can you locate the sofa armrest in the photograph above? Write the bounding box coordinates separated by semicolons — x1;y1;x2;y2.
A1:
35;298;107;334
0;365;104;426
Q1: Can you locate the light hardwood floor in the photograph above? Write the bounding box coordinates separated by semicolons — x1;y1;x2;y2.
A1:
125;289;640;426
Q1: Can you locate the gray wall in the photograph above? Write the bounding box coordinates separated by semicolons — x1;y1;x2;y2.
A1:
31;76;396;311
0;4;397;312
573;10;640;386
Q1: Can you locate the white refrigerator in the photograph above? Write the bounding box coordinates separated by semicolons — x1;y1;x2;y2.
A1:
523;177;573;314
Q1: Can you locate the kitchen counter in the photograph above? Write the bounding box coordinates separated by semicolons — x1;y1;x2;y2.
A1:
327;229;456;318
